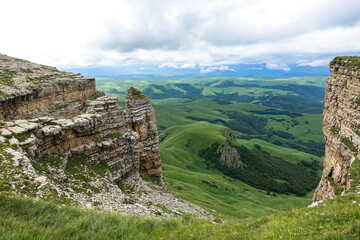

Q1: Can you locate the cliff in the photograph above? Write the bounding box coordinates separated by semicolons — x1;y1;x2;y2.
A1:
0;54;210;218
0;53;98;120
313;56;360;201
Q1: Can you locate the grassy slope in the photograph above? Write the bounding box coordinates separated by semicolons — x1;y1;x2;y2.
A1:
160;122;320;218
236;138;320;164
100;83;324;218
1;192;359;239
97;76;326;93
97;76;326;112
154;98;324;144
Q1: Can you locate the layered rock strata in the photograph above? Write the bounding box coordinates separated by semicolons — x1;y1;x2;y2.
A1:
126;87;162;178
0;54;211;217
0;94;160;184
313;58;360;201
0;54;97;120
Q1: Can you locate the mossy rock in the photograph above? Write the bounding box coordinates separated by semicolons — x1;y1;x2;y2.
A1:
330;56;360;69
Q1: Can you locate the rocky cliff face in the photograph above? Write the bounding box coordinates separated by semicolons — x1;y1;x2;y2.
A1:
125;87;162;179
0;53;98;120
0;54;210;218
313;57;360;202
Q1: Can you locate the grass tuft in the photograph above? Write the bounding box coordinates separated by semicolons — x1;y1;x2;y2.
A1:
330;56;360;69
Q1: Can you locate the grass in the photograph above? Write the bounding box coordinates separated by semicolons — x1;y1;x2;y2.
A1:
97;75;326;112
328;177;344;196
129;88;148;100
0;68;17;87
66;155;108;178
354;130;360;137
90;94;101;100
14;132;32;142
0;191;359;239
160;122;320;218
152;98;325;156
26;74;56;85
96;132;123;142
340;136;358;155
350;158;360;193
330;56;360;69
21;68;34;73
55;104;69;110
98;75;326;156
331;126;340;134
32;154;63;174
0;142;40;197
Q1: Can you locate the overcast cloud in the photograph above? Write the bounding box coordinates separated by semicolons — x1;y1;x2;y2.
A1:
1;0;360;69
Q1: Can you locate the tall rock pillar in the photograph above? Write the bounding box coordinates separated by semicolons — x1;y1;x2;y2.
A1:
125;87;162;179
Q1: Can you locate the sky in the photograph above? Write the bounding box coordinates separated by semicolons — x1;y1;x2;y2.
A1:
1;0;360;71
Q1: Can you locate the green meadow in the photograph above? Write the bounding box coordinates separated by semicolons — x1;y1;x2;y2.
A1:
1;191;359;239
97;76;326;218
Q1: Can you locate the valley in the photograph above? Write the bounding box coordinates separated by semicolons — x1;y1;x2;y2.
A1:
97;75;326;218
2;0;360;237
1;54;360;239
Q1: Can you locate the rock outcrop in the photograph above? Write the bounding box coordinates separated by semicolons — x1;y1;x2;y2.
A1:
0;54;210;218
0;53;98;120
313;57;360;201
219;129;242;168
125;87;162;179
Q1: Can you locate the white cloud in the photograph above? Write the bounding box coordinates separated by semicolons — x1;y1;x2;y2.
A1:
200;65;235;73
297;58;333;67
0;0;360;67
265;63;291;72
159;63;197;69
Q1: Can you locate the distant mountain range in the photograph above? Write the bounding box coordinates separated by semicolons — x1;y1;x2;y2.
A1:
63;63;330;79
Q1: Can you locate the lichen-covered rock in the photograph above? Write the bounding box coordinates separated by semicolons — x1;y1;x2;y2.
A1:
313;59;360;202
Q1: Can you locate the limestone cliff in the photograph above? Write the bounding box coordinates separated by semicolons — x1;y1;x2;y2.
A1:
0;54;210;218
125;87;162;179
313;57;360;202
218;129;242;169
0;53;98;120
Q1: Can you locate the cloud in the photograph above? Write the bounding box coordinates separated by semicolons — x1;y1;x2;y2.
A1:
265;63;291;72
297;58;333;67
159;63;197;69
200;65;235;73
1;0;360;67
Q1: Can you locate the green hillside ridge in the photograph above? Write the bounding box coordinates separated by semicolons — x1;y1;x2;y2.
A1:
97;76;326;114
160;122;322;218
154;98;324;156
99;76;325;156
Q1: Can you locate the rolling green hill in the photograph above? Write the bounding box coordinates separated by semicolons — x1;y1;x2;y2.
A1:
97;76;326;112
2;75;354;239
99;77;326;218
160;122;322;218
154;98;325;156
99;76;325;155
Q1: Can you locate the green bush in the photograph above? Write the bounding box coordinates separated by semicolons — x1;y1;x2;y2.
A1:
340;136;357;154
330;126;340;134
330;56;360;69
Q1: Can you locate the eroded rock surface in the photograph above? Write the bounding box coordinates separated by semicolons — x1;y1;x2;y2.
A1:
313;58;360;201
